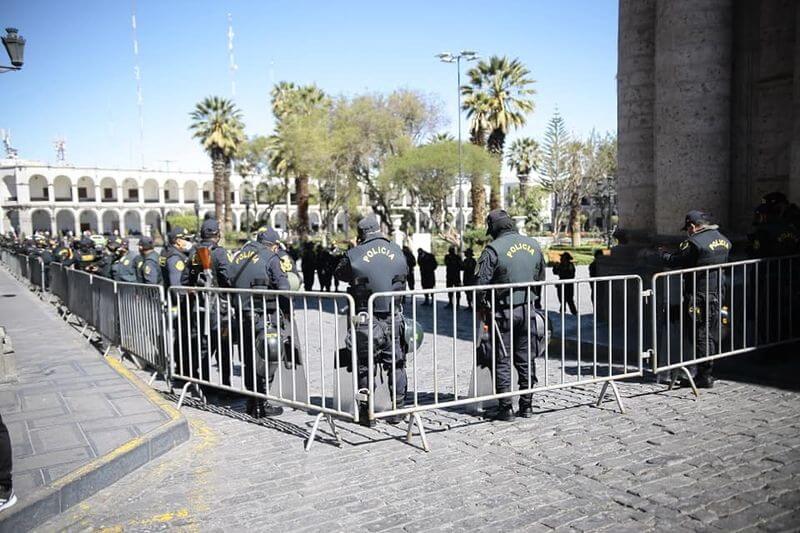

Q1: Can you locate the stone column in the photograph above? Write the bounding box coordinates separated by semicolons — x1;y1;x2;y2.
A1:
654;0;733;238
19;209;32;237
50;207;57;235
791;1;800;205
616;0;656;242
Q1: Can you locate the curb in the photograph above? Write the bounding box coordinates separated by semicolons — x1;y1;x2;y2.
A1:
0;356;189;532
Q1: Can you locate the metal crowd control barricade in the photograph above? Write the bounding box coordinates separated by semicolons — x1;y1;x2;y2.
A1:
27;255;46;293
65;269;95;333
91;276;121;350
366;275;644;450
651;254;799;395
167;286;359;451
117;281;169;381
48;262;69;305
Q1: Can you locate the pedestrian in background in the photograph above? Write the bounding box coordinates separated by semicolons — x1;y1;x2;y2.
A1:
553;252;578;315
418;249;438;305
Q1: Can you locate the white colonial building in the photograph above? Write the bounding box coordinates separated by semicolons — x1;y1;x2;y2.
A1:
0;159;479;238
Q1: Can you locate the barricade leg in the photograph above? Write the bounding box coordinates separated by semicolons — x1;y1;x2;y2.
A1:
596;380;626;414
305;413;342;452
406;413;429;452
176;381;193;410
668;367;699;397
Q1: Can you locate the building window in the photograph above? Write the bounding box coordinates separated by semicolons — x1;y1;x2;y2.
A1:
104;188;114;200
203;190;210;202
78;187;88;199
128;189;138;200
164;190;171;201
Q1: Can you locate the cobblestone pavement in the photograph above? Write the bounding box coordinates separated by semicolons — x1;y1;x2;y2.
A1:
36;367;800;531
0;270;169;501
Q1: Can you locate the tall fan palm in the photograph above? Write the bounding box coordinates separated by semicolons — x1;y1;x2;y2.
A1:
461;56;536;211
268;82;328;238
189;96;245;232
506;137;541;198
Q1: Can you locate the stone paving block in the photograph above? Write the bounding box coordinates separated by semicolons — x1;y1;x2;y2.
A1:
110;395;160;416
15;446;95;472
19;391;64;411
83;426;137;456
0;389;18;410
29;422;88;453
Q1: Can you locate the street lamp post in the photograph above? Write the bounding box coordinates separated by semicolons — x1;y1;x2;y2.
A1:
244;198;250;234
437;50;478;254
193;200;201;233
1;28;25;73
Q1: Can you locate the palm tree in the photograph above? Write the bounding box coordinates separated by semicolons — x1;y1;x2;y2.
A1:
461;56;536;211
428;132;455;144
269;82;328;239
506;137;541;198
189;96;245;233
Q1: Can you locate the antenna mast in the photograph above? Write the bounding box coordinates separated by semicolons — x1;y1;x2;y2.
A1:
227;13;238;97
131;0;145;167
53;137;67;164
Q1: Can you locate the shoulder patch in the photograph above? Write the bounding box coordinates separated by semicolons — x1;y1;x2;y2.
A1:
175;260;185;272
123;259;130;266
280;256;293;273
159;257;167;267
679;241;690;250
144;265;151;275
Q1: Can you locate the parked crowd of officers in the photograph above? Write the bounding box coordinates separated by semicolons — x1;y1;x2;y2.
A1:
0;190;797;422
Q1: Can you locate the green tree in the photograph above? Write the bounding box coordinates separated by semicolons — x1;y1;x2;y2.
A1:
461;56;536;211
236;135;287;232
508;185;548;232
382;141;497;243
189;96;246;233
506;137;541;198
268;82;330;239
540;110;571;237
428;132;455;144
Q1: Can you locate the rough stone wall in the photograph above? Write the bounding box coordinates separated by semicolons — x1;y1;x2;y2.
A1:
616;0;656;242
653;0;732;238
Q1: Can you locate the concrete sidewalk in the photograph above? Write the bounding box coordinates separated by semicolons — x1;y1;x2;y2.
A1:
0;268;189;531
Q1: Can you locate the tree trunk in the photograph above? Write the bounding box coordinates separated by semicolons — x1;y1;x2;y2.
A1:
518;176;528;199
211;152;226;225
486;130;505;211
223;163;233;234
470;174;486;226
569;197;582;247
296;174;309;240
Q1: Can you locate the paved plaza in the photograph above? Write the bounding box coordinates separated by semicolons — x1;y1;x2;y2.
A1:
36;354;800;531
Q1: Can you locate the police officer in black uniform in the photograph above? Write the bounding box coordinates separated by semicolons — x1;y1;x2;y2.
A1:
189;218;232;385
96;236;124;279
111;239;138;282
189;218;231;288
660;210;731;388
334;215;409;424
475;209;546;421
160;227;201;380
136;236;161;285
231;227;289;418
74;237;100;272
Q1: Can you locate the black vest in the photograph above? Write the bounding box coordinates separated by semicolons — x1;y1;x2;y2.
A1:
159;246;189;290
486;231;544;305
685;227;731;298
346;236;407;312
231;242;280;289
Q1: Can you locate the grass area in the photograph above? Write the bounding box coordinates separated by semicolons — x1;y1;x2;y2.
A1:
547;244;609;266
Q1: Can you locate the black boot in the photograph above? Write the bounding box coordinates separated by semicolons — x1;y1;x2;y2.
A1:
490;405;515;421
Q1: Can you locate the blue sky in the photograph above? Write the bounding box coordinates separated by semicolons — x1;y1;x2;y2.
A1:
1;1;618;171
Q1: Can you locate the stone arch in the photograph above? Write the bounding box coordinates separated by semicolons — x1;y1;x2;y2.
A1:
53;175;72;201
164;179;179;203
4;210;19;235
29;174;49;201
55;209;76;236
76;176;96;202
100;177;117;202
202;182;213;204
334;211;348;232
184;181;198;203
273;211;287;230
101;209;121;235
144;210;160;237
31;209;51;233
123;210;142;235
240;181;254;203
143;178;159;203
1;175;16;200
78;210;98;233
309;211;321;232
122;178;139;202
